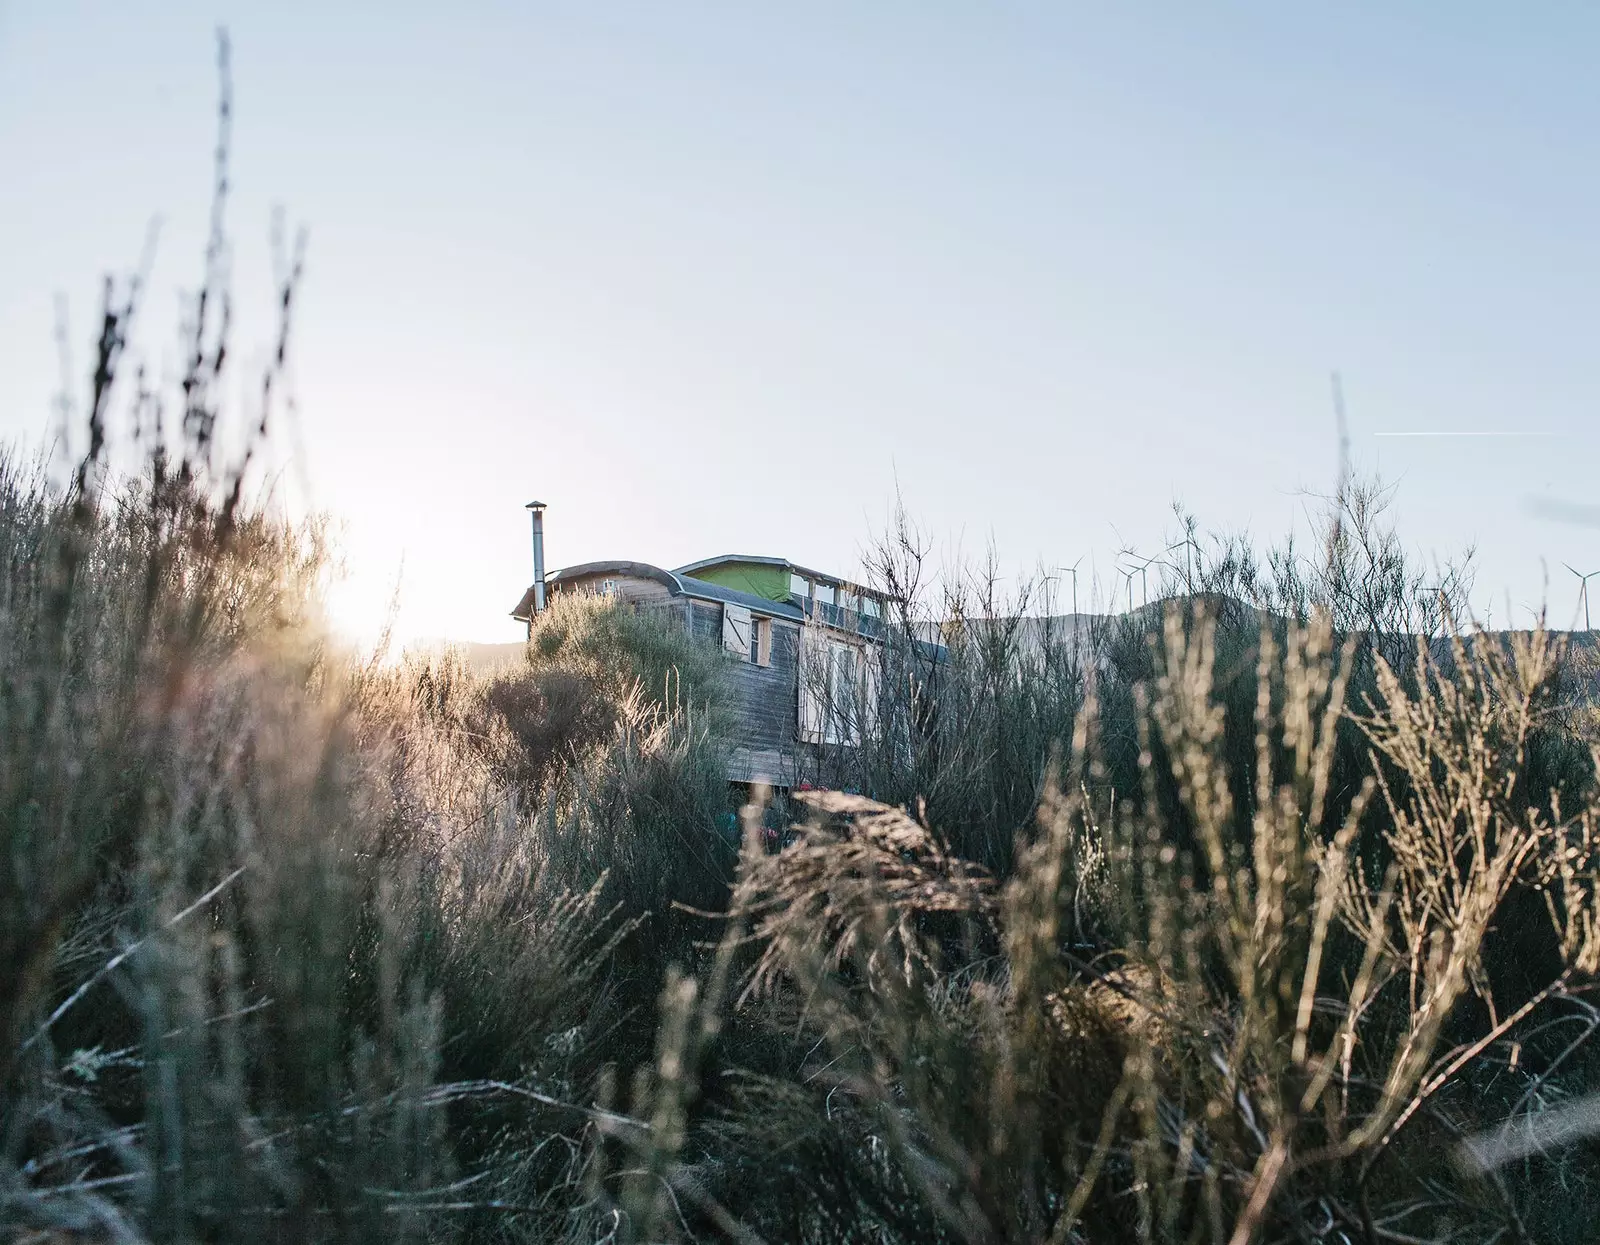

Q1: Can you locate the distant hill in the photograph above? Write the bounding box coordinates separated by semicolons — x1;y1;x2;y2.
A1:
419;605;1597;700
961;598;1600;699
402;639;527;675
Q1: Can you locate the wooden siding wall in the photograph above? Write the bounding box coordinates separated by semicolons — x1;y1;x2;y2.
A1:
594;594;805;785
683;602;799;753
664;599;799;783
553;573;674;607
687;600;722;645
727;621;800;756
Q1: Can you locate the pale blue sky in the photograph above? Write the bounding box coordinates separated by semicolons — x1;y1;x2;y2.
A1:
3;3;1598;644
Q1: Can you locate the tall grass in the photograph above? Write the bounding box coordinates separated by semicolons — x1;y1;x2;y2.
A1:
0;42;716;1237
0;302;731;1244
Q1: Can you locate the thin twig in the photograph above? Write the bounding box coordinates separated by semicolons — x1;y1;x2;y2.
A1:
19;867;247;1055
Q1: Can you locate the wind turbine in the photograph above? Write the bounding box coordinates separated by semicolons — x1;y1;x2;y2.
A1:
1050;558;1084;620
1129;550;1171;611
1065;557;1082;621
1179;532;1199;595
1044;558;1088;658
1165;537;1199;597
1565;564;1600;632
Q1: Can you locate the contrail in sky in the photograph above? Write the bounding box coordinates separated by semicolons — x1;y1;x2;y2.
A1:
1524;497;1600;528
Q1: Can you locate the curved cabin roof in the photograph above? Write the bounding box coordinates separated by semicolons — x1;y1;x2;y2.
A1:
551;560;682;594
511;559;805;623
674;554;789;575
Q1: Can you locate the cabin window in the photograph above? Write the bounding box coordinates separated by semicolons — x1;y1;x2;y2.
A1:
831;642;857;715
824;640;865;744
814;583;836;607
790;573;810;599
748;617;771;667
799;628;876;745
799;626;823;739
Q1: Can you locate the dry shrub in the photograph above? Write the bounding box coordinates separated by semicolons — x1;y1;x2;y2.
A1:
0;459;658;1243
482;665;620;789
708;729;1132;1242
684;602;1600;1245
736;790;997;1000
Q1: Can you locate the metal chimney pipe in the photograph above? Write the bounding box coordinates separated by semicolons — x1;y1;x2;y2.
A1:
526;501;547;613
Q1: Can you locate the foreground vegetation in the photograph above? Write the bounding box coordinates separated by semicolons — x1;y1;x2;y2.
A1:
7;59;1600;1243
8;400;1600;1245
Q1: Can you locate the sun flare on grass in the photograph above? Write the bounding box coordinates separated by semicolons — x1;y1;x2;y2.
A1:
319;557;410;657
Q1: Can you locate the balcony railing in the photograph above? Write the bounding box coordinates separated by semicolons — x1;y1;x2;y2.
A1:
798;597;885;638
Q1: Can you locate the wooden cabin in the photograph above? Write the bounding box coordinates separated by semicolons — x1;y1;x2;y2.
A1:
511;541;892;787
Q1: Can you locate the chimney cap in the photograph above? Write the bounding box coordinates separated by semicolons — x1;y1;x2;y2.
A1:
525;500;547;511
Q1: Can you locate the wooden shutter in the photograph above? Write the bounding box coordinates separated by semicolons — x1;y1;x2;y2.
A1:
830;642;856;744
860;643;881;739
798;623;825;740
722;603;752;659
